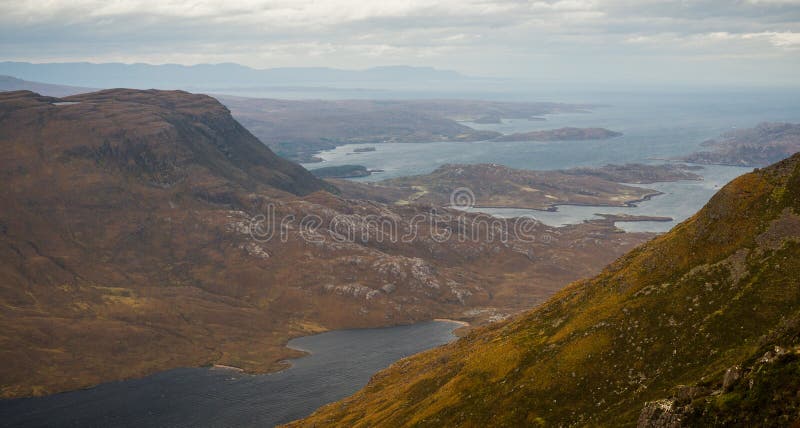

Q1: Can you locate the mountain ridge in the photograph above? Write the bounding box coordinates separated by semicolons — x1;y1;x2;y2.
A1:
0;62;471;91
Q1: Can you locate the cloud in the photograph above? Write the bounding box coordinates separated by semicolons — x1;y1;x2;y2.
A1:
744;31;800;47
0;0;798;85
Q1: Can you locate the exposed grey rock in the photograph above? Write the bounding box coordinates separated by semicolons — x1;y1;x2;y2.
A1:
637;399;687;428
722;365;742;390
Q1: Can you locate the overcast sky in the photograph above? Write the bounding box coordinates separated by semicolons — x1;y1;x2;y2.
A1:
1;0;799;86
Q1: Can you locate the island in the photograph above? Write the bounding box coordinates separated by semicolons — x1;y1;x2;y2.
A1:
492;127;623;142
332;163;702;211
682;122;800;167
310;164;373;178
592;213;674;227
472;114;502;124
563;163;703;184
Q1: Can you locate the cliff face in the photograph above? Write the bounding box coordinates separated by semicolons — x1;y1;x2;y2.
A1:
290;154;800;427
0;90;654;398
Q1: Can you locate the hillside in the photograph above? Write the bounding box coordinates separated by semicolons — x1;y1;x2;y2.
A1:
0;90;654;398
290;153;800;427
683;122;800;167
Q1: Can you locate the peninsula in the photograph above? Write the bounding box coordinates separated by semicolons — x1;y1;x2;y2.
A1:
492;127;622;142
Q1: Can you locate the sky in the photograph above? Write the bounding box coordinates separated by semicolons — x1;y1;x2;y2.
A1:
1;0;799;86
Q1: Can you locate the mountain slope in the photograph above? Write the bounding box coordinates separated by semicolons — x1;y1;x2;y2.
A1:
290;154;800;427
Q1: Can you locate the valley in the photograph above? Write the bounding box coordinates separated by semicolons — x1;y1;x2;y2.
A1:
0;89;654;399
3;1;800;425
1;79;799;428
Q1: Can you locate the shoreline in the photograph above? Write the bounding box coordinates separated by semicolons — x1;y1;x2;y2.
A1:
432;318;471;327
211;364;244;372
279;318;467;372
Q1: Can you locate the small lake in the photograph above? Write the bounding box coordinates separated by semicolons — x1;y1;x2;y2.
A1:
0;321;460;428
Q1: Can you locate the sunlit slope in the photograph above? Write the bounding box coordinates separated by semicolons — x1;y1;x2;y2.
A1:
290;153;800;427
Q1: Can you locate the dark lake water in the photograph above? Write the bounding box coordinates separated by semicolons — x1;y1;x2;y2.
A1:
0;321;460;428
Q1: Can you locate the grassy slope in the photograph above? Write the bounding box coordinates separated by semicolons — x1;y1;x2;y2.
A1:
289;154;800;427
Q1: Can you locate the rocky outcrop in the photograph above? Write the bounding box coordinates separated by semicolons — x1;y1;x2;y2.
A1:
637;400;688;428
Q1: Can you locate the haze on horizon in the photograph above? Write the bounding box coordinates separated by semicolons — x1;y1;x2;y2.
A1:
0;0;799;88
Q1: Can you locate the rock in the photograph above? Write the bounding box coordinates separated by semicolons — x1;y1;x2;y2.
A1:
722;365;742;390
759;345;788;364
637;399;686;428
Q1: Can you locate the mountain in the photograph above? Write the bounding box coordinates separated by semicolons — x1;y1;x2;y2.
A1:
0;89;654;398
290;153;800;427
0;62;470;91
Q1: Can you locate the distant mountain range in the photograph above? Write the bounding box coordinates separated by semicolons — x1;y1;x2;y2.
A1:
0;75;93;97
0;62;474;92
